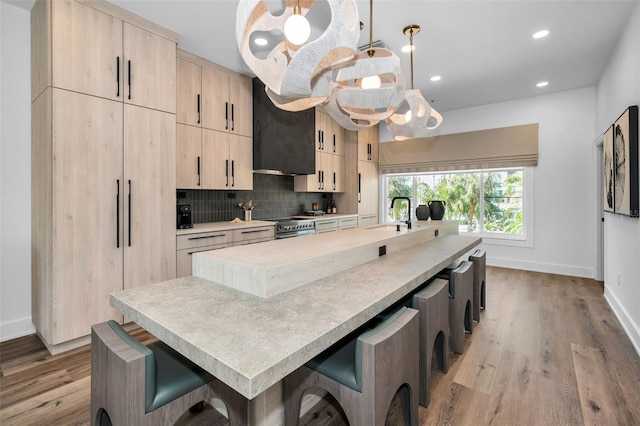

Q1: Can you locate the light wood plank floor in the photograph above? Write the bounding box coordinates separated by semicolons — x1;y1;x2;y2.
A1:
1;267;639;425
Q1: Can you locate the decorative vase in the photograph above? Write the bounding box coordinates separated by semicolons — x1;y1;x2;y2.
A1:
415;204;430;220
244;210;252;221
428;200;446;220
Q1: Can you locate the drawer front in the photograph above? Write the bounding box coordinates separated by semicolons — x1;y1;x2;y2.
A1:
233;226;275;243
176;243;232;278
177;231;234;250
316;219;339;233
358;214;378;228
234;236;273;247
338;217;358;230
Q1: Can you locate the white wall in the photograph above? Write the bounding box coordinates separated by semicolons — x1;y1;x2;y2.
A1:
384;87;598;279
596;2;640;354
0;2;34;341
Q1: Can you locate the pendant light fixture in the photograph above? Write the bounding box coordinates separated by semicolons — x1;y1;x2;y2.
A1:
322;0;405;131
386;24;443;140
236;0;360;112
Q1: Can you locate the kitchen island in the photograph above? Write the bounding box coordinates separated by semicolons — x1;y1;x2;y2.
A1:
110;222;481;424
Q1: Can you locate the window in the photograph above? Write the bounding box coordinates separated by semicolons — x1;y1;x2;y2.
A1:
384;168;530;241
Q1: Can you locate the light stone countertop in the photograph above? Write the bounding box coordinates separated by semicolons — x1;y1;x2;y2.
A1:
111;233;481;400
176;220;276;236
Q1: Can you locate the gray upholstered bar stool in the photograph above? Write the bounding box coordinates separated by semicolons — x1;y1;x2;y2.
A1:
438;260;473;354
469;248;487;322
411;278;450;407
284;307;420;426
91;320;248;426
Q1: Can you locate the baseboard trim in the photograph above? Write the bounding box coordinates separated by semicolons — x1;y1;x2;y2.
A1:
604;288;640;357
487;257;595;279
0;316;36;342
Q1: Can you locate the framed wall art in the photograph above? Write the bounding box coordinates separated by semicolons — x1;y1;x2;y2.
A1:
603;124;615;213
613;105;638;217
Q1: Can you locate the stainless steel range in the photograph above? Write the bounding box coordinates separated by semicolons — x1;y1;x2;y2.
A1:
272;218;316;239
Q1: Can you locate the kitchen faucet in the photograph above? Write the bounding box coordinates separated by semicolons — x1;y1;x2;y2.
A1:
390;197;412;229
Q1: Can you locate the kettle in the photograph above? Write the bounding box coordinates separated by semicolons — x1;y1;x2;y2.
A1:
428;200;446;220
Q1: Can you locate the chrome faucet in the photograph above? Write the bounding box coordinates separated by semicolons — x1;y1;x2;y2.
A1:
390;197;412;229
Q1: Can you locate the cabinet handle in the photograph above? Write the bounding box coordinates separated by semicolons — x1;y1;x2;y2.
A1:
188;234;226;241
225;102;229;130
116;57;120;97
333;134;336;153
241;229;269;234
358;173;362;203
333;172;336;191
197;94;201;124
321;131;324;150
231;160;235;187
127;60;131;100
127;179;132;246
318;171;322;190
116;179;120;247
318;130;322;150
197;156;201;186
188;246;226;255
231;104;235;131
321;170;325;190
225;159;229;187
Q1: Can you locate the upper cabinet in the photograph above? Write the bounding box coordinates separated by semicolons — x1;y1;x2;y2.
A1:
177;51;253;138
358;125;379;163
176;50;253;190
315;109;345;156
41;0;175;113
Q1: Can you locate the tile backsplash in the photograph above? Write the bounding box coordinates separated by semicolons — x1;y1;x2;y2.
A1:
179;174;328;223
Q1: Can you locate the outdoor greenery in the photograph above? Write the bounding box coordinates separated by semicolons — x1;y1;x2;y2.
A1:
386;170;524;235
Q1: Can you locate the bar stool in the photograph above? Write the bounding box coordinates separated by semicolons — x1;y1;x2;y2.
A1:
284;307;420;426
438;260;473;354
469;248;487;322
411;278;449;407
91;320;248;426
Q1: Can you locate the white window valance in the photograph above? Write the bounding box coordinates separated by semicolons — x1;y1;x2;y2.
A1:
379;123;538;174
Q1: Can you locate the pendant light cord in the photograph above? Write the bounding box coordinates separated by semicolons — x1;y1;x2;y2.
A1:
368;0;374;57
409;29;414;89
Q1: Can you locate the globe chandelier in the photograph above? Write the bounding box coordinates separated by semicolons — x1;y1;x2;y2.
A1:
386;24;443;140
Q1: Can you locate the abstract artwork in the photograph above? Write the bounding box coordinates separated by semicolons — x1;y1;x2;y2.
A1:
603;125;614;213
613;106;638;217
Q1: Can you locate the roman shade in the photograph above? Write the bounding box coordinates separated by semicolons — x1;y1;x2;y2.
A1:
379;123;538;174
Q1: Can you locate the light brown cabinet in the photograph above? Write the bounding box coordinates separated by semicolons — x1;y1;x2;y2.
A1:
177;51;252;137
176;50;253;190
358;125;379;163
31;0;177;352
38;0;175;113
294;109;346;193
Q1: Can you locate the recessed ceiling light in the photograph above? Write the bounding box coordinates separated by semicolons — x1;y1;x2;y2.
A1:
254;37;268;46
532;30;550;39
401;44;414;53
430;75;441;82
536;81;549;87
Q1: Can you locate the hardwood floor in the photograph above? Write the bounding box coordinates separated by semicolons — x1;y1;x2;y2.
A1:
1;267;639;425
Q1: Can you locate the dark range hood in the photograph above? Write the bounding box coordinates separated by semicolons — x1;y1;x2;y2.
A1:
252;78;315;175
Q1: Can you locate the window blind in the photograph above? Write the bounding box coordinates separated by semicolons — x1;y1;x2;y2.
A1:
379;123;538;174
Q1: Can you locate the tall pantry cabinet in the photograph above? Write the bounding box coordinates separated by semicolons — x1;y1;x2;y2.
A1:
31;0;177;353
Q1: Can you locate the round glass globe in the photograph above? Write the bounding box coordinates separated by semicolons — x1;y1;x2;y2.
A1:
284;14;311;45
361;75;381;89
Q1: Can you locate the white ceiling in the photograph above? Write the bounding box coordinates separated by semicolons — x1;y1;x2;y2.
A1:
7;0;639;112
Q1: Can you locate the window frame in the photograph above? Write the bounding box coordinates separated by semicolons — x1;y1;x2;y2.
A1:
381;167;534;247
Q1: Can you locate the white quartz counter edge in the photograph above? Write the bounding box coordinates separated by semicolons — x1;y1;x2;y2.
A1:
111;234;480;400
176;220;276;235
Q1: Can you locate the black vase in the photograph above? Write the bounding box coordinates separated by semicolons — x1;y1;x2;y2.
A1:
416;204;430;220
428;200;446;220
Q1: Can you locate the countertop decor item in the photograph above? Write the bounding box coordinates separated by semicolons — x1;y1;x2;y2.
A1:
386;24;443;140
239;200;256;221
428;200;446;220
416;204;430;220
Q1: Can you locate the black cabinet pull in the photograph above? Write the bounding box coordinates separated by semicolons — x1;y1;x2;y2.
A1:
231;104;235;131
197;94;201;124
358;173;362;203
127;60;131;100
197;156;201;186
225;102;229;130
188;234;226;241
318;130;322;150
333;172;336;191
241;229;269;234
127;179;132;246
116;179;120;247
116;57;120;97
333;134;336;153
318;171;321;190
225;159;229;187
231;160;235;187
321;170;325;190
321;131;324;150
